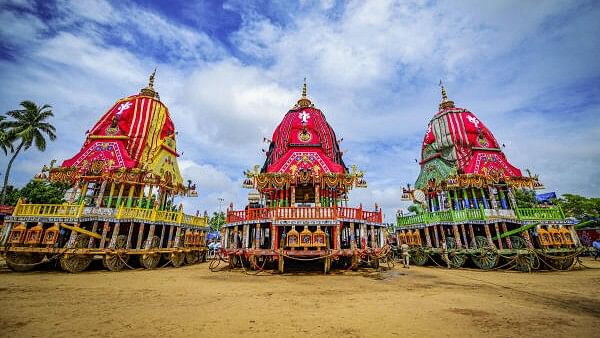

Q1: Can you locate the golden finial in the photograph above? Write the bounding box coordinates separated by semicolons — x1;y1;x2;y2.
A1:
438;80;455;110
140;67;159;98
302;77;307;97
295;77;312;108
148;67;156;88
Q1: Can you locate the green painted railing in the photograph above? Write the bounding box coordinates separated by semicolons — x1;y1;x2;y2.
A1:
514;207;564;221
397;206;564;227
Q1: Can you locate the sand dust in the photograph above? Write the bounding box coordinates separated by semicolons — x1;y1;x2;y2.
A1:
1;257;599;337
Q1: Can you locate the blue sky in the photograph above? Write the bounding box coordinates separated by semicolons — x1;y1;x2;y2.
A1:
1;0;599;221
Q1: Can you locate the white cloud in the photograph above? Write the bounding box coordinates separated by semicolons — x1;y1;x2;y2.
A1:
0;10;47;50
56;0;118;25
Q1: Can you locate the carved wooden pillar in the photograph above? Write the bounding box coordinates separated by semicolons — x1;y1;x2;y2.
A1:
349;222;356;249
272;224;277;250
108;222;121;248
501;222;512;249
173;226;182;248
484;224;494;248
88;221;99;248
315;184;321;207
106;181;116;208
167;225;175;248
126;222;134;248
159;225;166;248
468;224;476;247
99;221;110;248
115;183;125;207
424;227;432;247
452;224;462;249
233;225;239;248
494;223;503;249
144;224;156;249
126;184;135;208
521;230;534;249
460;224;469;249
336;222;342;250
136;223;145;249
95;180;107;207
432;225;440;248
254;224;260;249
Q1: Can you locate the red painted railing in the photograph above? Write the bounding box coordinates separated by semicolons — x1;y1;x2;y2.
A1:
226;206;382;223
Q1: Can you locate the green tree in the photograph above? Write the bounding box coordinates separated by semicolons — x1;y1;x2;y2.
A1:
1;101;56;204
513;189;538;208
209;211;225;231
0;115;14;155
2;185;20;205
553;194;600;225
18;180;70;204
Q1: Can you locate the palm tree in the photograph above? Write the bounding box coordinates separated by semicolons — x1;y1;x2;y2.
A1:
0;115;14;155
1;101;56;204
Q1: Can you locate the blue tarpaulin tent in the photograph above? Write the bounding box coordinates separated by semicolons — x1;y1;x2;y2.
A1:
536;192;557;203
207;232;221;240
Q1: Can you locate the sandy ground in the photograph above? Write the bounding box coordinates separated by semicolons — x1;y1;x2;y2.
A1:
0;257;599;338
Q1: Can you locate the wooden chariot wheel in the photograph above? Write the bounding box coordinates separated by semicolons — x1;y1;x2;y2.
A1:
170;251;186;267
370;257;380;269
5;251;43;272
185;250;200;265
470;236;499;270
543;252;575;271
410;247;429;266
509;235;536;272
102;235;129;272
139;236;161;269
59;234;93;273
445;237;466;268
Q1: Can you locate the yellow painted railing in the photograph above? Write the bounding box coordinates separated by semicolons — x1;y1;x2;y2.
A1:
11;201;208;228
157;210;179;223
13;201;82;218
181;214;209;227
116;206;208;227
116;206;154;221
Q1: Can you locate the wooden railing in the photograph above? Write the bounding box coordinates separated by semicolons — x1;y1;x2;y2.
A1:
117;207;154;220
226;206;383;223
181;214;209;227
515;207;564;221
275;207;336;220
10;202;208;228
397;206;564;227
157;210;179;223
13;202;83;218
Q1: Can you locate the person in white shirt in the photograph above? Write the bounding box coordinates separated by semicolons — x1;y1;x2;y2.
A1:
401;243;410;268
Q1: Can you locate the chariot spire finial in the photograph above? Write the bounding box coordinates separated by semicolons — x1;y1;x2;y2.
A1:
295;77;312;108
140;67;159;99
438;80;455;110
302;77;307;97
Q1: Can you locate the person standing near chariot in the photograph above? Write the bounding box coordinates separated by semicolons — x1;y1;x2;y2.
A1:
593;240;600;260
401;243;410;268
440;239;450;269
